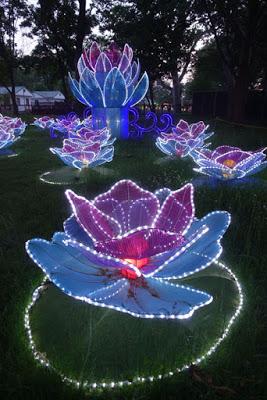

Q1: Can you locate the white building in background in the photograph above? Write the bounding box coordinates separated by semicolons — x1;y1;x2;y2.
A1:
0;87;66;112
0;86;32;112
32;91;65;106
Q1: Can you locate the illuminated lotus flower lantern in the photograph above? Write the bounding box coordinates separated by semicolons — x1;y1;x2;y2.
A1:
69;42;149;139
156;120;213;158
52;115;82;136
0;114;26;137
50;127;115;170
192;145;267;180
33;116;55;129
0;127;18;152
26;180;230;319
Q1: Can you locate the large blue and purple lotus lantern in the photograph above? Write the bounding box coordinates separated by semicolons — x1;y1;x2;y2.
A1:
26;180;230;319
0;115;26;156
50;126;115;170
156;120;213;158
69;42;149;139
0;114;26;137
33;116;55;130
52;114;82;136
191;145;267;180
0;127;18;152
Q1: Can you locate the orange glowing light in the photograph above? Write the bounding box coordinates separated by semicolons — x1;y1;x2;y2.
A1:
123;258;149;269
223;159;236;168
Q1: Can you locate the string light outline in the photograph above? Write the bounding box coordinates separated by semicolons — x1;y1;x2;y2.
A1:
26;180;230;318
24;260;243;392
25;238;212;320
192;147;267;179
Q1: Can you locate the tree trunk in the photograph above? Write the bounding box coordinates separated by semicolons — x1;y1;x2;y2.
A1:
9;70;19;116
171;71;181;120
262;64;267;122
227;69;249;122
75;0;86;79
61;74;70;103
145;94;152;110
149;83;155;111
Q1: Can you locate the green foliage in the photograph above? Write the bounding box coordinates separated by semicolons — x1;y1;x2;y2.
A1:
96;0;203;80
153;85;172;105
196;0;267;120
25;0;96;96
0;122;267;398
185;41;227;97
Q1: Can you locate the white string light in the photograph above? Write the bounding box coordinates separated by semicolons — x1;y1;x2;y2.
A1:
192;147;267;179
24;260;243;392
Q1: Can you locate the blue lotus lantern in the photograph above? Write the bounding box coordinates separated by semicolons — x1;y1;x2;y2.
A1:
26;180;231;319
69;42;149;139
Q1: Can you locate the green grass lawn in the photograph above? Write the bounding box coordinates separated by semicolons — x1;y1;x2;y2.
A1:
0;119;267;399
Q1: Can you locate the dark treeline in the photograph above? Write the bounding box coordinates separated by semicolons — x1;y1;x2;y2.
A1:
1;0;267;122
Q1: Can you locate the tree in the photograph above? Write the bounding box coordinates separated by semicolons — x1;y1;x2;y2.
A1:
28;0;96;99
186;41;227;95
201;0;267;122
95;0;203;118
0;0;29;115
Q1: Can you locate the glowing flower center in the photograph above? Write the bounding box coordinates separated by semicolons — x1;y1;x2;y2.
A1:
81;155;89;165
120;258;149;280
176;148;183;156
124;258;149;268
223;159;236;168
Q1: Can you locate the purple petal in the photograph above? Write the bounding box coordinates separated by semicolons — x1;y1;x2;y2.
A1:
69;150;96;163
66;190;121;242
105;43;121;66
95;52;112;73
95;228;184;259
122;43;133;63
191;121;206;137
175;119;189;134
211;146;241;159
215;150;250;165
89;41;101;69
93;180;160;233
118;54;130;73
153;183;194;235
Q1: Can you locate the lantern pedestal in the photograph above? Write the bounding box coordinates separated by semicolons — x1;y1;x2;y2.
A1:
91;107;129;139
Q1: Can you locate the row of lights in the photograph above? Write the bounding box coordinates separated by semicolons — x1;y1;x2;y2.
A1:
24;260;243;392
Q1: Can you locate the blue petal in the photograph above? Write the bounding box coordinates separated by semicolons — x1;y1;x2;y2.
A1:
89;146;114;167
26;237;213;319
72;160;84;170
125;72;149;107
94;277;212;319
244;161;267;176
129;60;140;86
202;131;214;140
50;148;76;167
193;158;219;169
64;215;94;247
68;74;89;106
237;153;266;172
0;140;15;149
156;138;176;156
79;69;104;107
26;238;125;297
151;211;230;279
154;188;172;205
103;68;127;107
194;166;245;180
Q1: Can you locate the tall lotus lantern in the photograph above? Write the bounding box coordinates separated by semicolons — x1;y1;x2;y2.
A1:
69;42;149;139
